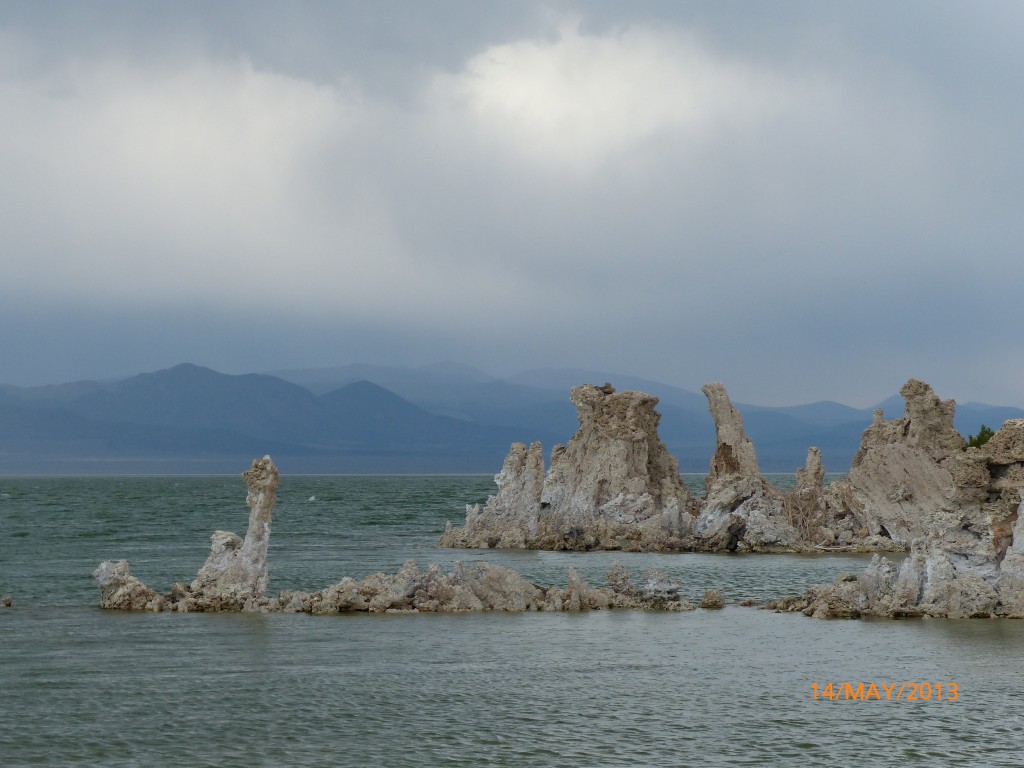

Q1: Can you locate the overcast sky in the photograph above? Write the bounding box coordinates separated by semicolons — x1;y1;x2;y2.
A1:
2;1;1022;406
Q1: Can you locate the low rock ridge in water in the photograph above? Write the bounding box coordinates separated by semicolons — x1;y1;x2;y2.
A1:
93;456;710;614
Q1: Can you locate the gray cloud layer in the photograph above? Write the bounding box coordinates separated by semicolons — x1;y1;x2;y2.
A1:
2;1;1022;406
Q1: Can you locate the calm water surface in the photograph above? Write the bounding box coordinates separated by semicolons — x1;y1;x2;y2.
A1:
2;475;1023;766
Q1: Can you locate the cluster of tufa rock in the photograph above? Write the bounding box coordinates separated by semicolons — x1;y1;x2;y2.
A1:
94;375;1024;621
441;382;841;554
440;377;1024;618
441;384;698;552
771;380;1024;618
94;456;703;614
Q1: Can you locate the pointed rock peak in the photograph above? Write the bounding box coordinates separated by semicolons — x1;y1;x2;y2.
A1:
898;379;964;460
796;447;825;493
702;382;761;485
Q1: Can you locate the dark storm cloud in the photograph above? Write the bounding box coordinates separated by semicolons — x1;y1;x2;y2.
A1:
1;1;1022;406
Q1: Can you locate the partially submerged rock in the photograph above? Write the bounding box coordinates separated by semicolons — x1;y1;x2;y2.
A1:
441;384;696;551
94;457;701;614
95;456;279;612
97;557;697;615
287;561;694;614
187;455;279;609
699;589;726;609
93;560;164;611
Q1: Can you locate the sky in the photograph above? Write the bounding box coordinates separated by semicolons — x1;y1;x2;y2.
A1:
2;1;1023;407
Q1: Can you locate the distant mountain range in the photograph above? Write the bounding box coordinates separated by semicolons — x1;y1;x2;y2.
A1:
0;362;1019;474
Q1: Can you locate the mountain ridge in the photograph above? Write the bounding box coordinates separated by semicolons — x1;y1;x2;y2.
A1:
1;362;1019;474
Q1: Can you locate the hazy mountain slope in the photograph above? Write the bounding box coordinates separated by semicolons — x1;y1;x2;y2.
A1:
5;361;1022;474
65;363;328;447
0;366;557;473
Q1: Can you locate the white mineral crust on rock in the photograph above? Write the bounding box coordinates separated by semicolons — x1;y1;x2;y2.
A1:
442;381;855;553
95;455;279;612
188;455;278;608
440;383;696;551
294;561;694;614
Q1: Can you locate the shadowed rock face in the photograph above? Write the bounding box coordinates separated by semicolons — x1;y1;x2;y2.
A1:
441;384;697;551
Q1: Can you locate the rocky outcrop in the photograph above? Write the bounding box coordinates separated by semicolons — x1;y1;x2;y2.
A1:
703;382;761;482
284;561;695;614
841;380;965;546
93;560;164;611
771;407;1024;619
699;589;726;609
445;442;545;549
186;455;279;609
772;380;973;553
443;381;857;553
441;384;696;551
784;448;829;544
95;456;703;614
95;456;279;612
693;383;800;552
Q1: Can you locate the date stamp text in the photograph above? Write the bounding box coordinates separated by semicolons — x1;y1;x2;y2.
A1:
810;682;958;701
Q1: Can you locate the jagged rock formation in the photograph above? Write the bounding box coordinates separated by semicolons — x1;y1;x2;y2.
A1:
185;455;279;609
441;384;696;551
95;456;279;612
841;380;965;546
785;447;867;549
447;441;545;549
771;393;1024;619
693;383;800;552
94;456;702;614
443;381;848;553
703;382;761;481
93;560;163;611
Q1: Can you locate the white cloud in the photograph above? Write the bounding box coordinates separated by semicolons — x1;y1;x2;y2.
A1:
429;17;790;171
0;53;401;307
